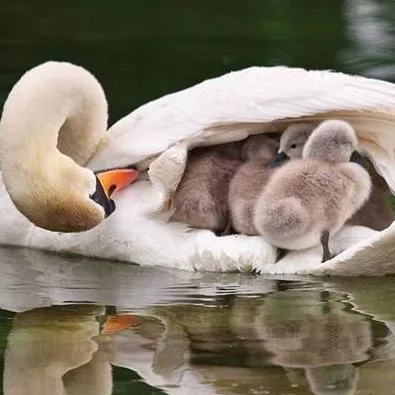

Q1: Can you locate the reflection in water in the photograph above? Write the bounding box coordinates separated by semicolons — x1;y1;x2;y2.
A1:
104;290;375;394
239;290;372;395
0;246;281;313
1;273;395;394
251;291;371;367
0;249;394;394
4;305;111;395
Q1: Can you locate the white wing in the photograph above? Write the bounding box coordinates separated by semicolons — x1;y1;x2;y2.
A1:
88;66;395;170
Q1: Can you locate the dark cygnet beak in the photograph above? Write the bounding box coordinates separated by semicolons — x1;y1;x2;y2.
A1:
350;151;369;170
269;151;290;168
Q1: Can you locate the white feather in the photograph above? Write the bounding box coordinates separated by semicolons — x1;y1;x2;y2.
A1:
88;66;395;170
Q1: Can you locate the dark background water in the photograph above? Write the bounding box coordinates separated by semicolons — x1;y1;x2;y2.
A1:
2;1;395;394
2;0;395;124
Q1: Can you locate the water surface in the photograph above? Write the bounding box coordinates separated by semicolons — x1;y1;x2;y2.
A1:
0;247;393;394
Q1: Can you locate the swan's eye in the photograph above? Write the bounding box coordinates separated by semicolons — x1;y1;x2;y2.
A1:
290;144;297;149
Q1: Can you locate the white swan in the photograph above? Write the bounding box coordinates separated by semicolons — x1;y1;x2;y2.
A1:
1;61;395;275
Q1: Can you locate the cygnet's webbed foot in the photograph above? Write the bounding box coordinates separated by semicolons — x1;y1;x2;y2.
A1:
320;230;333;262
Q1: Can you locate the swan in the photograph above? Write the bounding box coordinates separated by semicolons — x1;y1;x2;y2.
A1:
254;120;372;262
1;61;395;275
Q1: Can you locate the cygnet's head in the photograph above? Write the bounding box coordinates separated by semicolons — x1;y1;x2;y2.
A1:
241;135;279;164
303;120;359;163
276;123;316;162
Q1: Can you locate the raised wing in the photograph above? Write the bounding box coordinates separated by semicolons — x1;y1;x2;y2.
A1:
88;66;395;170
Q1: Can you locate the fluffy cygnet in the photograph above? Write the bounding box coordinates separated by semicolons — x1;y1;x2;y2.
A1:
229;124;315;235
254;120;372;262
279;124;394;231
228;135;279;235
171;142;243;233
273;122;316;163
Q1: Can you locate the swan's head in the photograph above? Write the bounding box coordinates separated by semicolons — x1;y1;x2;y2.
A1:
303;120;359;163
1;154;138;232
0;61;139;233
241;135;279;164
273;123;316;164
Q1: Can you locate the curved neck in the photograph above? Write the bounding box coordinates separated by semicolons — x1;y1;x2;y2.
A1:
0;62;108;171
0;62;109;230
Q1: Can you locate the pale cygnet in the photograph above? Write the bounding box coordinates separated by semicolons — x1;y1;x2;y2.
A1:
254;120;372;262
229;124;315;235
279;124;394;231
273;122;316;163
171;142;243;233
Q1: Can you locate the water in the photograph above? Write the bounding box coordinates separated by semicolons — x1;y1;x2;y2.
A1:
1;247;395;394
2;0;395;393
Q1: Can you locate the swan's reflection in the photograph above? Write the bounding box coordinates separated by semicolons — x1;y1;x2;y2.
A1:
3;305;112;395
248;290;371;366
232;290;372;395
106;290;374;395
1;288;388;395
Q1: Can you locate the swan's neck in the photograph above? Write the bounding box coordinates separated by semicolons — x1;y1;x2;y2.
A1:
0;62;108;169
0;62;109;227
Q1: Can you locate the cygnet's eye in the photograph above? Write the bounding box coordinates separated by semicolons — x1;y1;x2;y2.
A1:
290;144;297;149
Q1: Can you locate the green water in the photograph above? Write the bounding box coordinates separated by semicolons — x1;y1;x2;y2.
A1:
0;247;395;394
3;0;395;123
2;0;395;394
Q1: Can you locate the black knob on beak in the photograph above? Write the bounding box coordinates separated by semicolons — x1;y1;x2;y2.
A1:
90;176;116;218
269;151;290;168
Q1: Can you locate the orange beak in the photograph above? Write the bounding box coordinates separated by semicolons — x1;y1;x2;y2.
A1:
95;167;139;198
101;314;139;334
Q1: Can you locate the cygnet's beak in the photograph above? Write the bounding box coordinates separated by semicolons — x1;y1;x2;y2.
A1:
350;151;369;169
90;166;139;218
269;151;290;168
